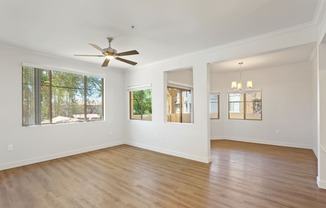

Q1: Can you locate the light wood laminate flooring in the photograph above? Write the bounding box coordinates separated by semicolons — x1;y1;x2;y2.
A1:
1;140;326;208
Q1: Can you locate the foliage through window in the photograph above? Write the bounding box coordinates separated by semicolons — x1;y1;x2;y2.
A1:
130;89;152;120
167;87;192;123
22;66;104;126
209;93;219;119
228;91;262;120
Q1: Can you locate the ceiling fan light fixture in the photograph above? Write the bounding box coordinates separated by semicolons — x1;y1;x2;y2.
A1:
105;55;115;59
75;37;139;67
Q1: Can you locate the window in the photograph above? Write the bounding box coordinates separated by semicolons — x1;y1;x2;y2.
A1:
228;93;244;119
245;91;262;120
228;91;262;120
209;93;219;119
130;89;152;120
167;87;192;123
22;66;104;126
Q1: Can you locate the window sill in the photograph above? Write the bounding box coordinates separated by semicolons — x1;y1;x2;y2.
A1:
129;119;152;122
22;120;105;127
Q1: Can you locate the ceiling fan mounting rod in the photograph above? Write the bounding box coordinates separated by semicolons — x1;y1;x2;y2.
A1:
107;37;113;48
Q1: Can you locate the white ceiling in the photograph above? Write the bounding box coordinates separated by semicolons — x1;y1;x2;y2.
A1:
209;43;316;73
0;0;320;69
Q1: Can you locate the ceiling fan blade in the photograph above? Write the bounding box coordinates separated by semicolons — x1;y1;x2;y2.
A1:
116;50;139;56
116;57;137;66
89;43;104;52
74;54;104;57
101;58;110;67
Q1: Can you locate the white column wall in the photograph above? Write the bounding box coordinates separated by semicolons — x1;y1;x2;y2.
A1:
318;43;326;189
312;45;319;157
125;62;211;162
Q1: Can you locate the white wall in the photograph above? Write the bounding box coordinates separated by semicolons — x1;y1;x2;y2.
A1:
317;9;326;188
319;68;326;144
167;69;193;86
318;69;326;188
319;7;326;43
312;47;319;157
125;63;211;163
124;25;317;164
0;43;125;170
318;42;326;188
210;62;313;149
209;71;225;138
0;23;316;170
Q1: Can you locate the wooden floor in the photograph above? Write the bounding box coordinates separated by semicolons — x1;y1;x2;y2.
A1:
1;140;326;208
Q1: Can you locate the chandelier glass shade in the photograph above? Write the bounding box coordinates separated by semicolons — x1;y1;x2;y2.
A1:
231;62;253;90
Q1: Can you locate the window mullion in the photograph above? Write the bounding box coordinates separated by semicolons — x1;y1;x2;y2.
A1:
84;76;87;121
129;92;133;119
140;91;143;120
49;70;53;124
244;93;246;120
218;94;220;119
180;89;183;123
35;68;41;125
101;78;104;119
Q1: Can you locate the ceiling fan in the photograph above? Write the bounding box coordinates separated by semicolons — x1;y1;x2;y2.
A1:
74;37;139;67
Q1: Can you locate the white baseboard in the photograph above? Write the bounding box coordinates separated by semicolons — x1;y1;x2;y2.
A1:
312;147;318;159
0;140;124;171
211;137;312;150
211;138;224;140
317;177;326;189
207;156;212;163
126;141;211;163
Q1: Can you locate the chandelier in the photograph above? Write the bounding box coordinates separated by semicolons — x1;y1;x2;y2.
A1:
231;62;253;90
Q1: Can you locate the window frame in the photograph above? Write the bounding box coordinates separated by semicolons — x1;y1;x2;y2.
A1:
22;66;104;126
166;85;193;123
209;92;220;119
129;88;152;121
228;90;262;121
228;93;245;120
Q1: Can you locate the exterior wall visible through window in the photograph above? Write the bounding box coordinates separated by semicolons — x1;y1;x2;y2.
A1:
228;91;262;120
167;86;192;123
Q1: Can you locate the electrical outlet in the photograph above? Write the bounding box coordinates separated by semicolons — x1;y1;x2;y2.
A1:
276;130;280;134
109;130;113;135
8;144;13;151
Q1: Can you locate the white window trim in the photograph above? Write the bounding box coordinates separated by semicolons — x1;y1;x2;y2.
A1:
22;63;106;78
127;83;152;91
167;80;193;90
